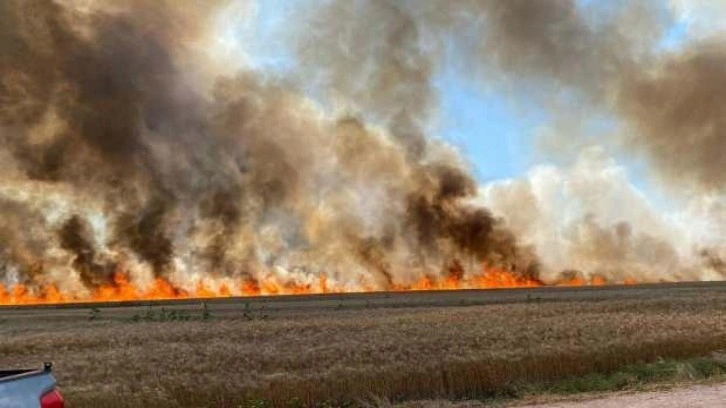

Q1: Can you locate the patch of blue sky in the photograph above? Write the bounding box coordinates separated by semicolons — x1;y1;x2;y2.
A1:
216;0;297;74
657;20;689;52
249;1;297;72
432;67;547;183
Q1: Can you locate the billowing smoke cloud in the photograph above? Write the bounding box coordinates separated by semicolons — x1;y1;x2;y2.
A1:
294;0;722;192
287;0;722;282
616;46;726;192
478;147;725;283
451;0;721;193
455;0;726;277
0;0;537;296
294;0;436;159
0;0;723;297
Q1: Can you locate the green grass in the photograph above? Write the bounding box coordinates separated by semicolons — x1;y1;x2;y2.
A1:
514;354;726;397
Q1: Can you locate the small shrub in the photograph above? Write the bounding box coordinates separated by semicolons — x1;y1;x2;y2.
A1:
88;307;101;321
246;398;271;408
129;307;193;322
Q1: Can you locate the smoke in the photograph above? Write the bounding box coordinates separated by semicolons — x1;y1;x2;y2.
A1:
294;0;722;193
450;0;726;279
291;0;724;280
478;147;725;283
294;0;435;159
616;45;726;192
0;0;537;296
446;0;721;193
0;0;723;297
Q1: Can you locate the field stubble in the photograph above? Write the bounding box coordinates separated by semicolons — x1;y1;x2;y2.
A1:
1;286;726;407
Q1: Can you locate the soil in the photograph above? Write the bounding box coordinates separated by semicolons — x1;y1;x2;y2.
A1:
519;383;726;408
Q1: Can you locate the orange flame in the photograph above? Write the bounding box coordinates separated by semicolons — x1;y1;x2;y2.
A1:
0;267;636;306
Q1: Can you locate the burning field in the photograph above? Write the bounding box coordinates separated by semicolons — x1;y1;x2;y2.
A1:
2;1;726;407
0;0;724;306
0;267;545;305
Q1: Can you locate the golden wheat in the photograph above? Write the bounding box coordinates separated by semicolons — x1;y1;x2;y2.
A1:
1;290;725;407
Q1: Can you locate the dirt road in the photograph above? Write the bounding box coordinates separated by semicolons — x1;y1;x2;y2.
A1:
520;383;726;407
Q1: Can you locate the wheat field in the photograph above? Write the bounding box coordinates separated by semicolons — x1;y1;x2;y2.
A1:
1;285;726;407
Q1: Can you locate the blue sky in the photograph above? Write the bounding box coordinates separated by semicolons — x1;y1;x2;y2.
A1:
225;0;691;204
433;68;546;183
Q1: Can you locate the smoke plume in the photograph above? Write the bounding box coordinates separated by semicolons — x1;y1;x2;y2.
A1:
0;0;723;298
289;0;723;282
0;0;538;297
294;0;722;192
478;147;725;283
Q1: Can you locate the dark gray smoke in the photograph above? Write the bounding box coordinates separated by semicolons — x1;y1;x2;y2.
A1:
1;0;723;297
0;0;537;296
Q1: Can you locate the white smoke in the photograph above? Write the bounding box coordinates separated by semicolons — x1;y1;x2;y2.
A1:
477;146;725;283
669;0;726;40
